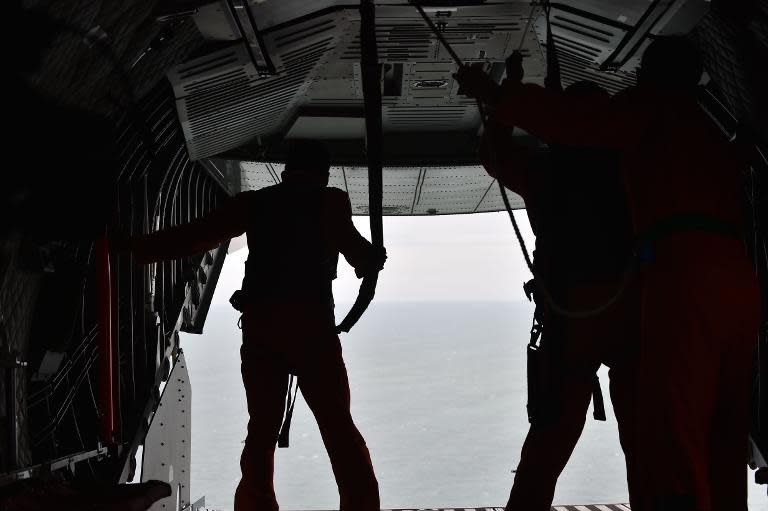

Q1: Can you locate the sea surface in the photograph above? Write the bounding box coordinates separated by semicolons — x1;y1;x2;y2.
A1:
181;301;766;510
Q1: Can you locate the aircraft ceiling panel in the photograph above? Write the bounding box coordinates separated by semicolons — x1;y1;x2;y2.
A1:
171;2;546;160
476;182;526;213
171;0;712;161
381;167;423;214
342;165;422;215
413;165;493;215
327;166;349;192
239;162;524;216
554;0;650;26
241;161;282;189
339;165;368;212
540;0;708;86
170;10;348;160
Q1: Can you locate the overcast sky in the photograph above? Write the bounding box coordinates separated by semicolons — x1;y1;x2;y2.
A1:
215;210;536;306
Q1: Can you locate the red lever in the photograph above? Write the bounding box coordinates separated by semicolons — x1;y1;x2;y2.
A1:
95;234;115;443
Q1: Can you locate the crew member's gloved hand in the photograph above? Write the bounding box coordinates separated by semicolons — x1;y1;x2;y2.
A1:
453;66;502;105
355;245;387;278
505;51;524;83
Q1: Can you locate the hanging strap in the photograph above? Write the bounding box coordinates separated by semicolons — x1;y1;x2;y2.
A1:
543;2;562;92
336;0;384;334
591;374;607;421
637;213;741;245
277;374;299;448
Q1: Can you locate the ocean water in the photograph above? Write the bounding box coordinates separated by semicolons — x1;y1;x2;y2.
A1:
179;300;766;510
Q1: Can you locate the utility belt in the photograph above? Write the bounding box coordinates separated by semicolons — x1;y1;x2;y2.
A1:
634;213;742;262
230;289;247;313
525;278;606;426
229;285;334;313
524;213;741;425
230;287;320;449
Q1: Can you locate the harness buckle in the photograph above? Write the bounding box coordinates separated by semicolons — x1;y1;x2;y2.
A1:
523;278;536;302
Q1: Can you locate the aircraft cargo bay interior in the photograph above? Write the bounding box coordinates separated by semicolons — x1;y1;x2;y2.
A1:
1;1;767;510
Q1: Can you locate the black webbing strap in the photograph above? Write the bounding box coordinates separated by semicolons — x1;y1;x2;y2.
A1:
543;2;562;92
591;374;607;421
635;213;742;263
526;307;544;424
336;0;384;334
637;213;741;245
277;374;299;448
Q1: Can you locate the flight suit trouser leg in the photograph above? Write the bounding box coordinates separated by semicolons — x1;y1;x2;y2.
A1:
608;363;639;510
633;235;760;511
506;281;640;511
505;366;595;511
236;301;379;511
600;280;641;511
235;341;289;511
297;338;380;511
708;329;754;511
569;280;641;511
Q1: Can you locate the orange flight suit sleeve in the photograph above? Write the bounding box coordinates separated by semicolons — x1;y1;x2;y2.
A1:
131;191;254;264
491;82;653;150
479;122;533;201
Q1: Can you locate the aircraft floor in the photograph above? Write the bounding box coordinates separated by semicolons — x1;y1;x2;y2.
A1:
202;506;631;511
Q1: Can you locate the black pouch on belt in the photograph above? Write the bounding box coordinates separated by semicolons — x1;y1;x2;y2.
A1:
526;310;544;424
229;289;246;312
527;343;542;423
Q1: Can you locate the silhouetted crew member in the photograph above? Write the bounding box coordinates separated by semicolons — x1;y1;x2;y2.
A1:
479;78;638;511
458;36;760;511
127;141;385;511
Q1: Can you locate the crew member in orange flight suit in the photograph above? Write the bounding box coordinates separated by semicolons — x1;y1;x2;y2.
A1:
479;75;639;511
126;141;385;511
458;36;760;511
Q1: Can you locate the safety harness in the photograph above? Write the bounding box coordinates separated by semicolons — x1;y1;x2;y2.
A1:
635;213;742;262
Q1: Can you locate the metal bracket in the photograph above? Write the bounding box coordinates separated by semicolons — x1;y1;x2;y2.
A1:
3;347;26;470
184;496;206;511
141;351;192;511
225;0;277;76
0;444;110;487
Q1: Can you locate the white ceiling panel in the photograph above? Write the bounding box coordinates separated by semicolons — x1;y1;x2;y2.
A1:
240;161;524;215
